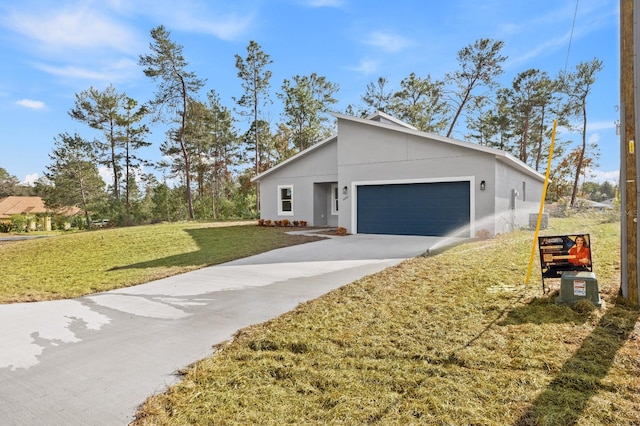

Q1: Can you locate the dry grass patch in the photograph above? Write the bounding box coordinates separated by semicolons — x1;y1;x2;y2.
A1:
132;216;639;425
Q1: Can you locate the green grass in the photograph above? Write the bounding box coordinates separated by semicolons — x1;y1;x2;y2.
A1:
0;221;322;303
130;215;640;425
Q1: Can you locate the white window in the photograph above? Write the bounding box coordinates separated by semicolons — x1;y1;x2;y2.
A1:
278;185;293;216
331;184;339;215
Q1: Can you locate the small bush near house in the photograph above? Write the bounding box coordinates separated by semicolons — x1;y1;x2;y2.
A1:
9;215;27;232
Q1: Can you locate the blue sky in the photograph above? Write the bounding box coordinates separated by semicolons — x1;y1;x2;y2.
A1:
0;0;620;185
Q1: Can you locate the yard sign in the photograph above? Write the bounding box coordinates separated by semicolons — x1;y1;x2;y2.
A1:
538;234;593;280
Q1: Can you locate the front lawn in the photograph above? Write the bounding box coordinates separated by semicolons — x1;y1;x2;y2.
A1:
131;215;640;425
0;221;322;303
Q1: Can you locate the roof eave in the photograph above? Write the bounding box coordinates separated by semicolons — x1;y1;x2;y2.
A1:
333;112;545;182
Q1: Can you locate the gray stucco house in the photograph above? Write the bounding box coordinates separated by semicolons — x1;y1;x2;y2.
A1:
253;111;545;237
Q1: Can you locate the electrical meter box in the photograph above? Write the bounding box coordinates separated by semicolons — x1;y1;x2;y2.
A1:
557;271;601;307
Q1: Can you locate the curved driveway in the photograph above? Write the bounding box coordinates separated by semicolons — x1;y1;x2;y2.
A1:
0;232;445;425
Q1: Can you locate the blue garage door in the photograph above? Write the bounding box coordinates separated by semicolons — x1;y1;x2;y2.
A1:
356;181;470;237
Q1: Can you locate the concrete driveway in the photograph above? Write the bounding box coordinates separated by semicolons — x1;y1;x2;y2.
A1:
0;232;445;425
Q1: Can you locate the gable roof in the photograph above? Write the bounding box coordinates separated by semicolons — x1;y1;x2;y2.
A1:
252;112;545;182
0;196;82;219
0;196;48;219
333;113;545;181
252;134;338;182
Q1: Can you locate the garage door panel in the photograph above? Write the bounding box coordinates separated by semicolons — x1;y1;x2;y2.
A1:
357;182;470;237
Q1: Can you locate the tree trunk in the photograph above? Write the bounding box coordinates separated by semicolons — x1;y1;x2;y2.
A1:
179;75;195;220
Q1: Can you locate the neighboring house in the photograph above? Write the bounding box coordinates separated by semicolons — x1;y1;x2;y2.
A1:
0;196;81;231
252;111;546;237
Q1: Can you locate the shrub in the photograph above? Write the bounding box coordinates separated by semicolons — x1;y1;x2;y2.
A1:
274;220;282;227
293;220;300;227
282;219;291;227
9;215;27;233
264;219;272;227
336;227;348;235
258;219;265;226
299;220;308;227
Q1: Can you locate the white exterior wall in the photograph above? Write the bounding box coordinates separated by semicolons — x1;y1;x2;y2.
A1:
258;140;338;225
336;119;499;235
493;160;545;234
256;113;545;237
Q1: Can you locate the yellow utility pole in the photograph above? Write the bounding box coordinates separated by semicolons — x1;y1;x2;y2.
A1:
620;0;639;304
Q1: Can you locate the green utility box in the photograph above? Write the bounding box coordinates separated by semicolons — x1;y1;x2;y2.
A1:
557;271;601;307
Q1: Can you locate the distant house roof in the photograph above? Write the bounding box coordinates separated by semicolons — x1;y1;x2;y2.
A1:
0;196;81;219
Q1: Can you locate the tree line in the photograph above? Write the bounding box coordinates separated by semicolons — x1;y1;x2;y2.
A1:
1;26;612;228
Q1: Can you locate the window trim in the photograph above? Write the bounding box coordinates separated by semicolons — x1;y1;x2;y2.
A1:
278;184;294;216
331;183;339;215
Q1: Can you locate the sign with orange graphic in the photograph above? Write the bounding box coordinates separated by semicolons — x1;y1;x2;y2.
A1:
538;234;593;279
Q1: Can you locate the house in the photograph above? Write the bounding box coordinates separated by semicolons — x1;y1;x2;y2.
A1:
0;196;81;231
0;196;50;219
252;111;545;237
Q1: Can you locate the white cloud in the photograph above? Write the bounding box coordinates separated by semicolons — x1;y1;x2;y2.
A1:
129;0;254;41
349;59;379;76
34;58;139;83
170;13;254;40
16;99;45;109
587;120;617;132
23;173;39;186
365;31;412;53
589;169;619;184
507;32;571;69
557;119;617;137
1;4;142;56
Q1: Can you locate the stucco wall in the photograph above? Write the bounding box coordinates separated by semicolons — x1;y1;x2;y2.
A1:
258;140;338;225
336;119;499;235
257;115;544;236
493;160;545;234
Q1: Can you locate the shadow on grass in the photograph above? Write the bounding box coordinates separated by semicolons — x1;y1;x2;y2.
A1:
510;298;639;425
499;295;593;326
109;227;320;271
